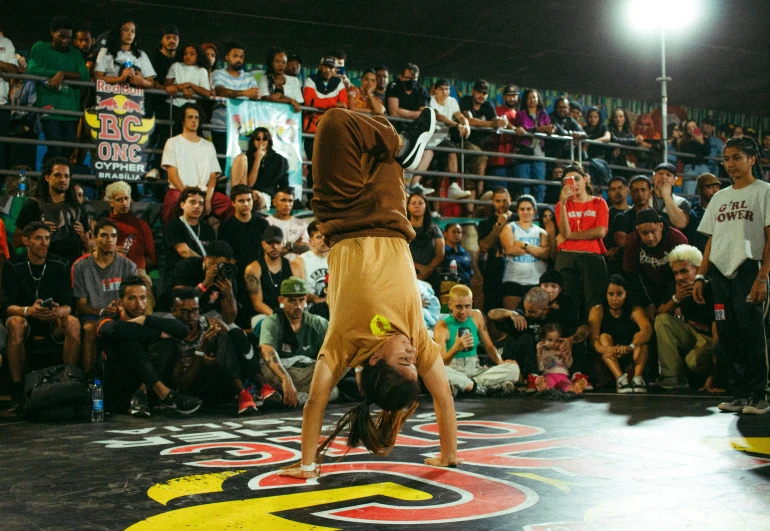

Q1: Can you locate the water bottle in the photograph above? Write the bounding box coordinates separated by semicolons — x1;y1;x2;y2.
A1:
91;379;104;422
449;259;458;279
124;59;133;69
16;170;26;197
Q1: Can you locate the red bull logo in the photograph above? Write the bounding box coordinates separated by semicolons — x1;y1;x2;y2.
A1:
95;94;144;115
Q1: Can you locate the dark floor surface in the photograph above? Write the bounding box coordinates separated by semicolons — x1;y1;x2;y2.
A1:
1;393;769;531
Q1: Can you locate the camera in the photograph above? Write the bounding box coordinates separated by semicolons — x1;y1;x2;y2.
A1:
217;262;237;281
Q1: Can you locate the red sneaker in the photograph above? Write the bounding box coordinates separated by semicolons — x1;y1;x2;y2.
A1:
571;372;593;391
238;389;258;415
526;373;539;394
261;383;283;406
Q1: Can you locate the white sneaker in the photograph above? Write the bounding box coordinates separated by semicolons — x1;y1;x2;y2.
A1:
408;183;435;196
616;374;632;393
743;399;770;415
631;376;647;393
144;168;159;180
448;182;471;200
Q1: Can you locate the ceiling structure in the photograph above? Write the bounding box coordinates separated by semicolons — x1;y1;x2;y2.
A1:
5;0;770;116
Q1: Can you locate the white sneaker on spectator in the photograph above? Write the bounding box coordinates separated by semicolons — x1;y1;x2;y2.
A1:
479;190;494;202
743;398;770;415
395;108;436;171
408;183;435;196
448;183;471;200
718;398;749;412
144;168;159;180
631;376;647;393
616;374;632;394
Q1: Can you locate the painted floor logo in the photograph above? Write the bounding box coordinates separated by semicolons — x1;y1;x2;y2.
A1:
90;411;770;530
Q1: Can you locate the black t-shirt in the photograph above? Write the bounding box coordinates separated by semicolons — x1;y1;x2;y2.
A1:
1;254;73;317
546;113;584;159
459;96;496;145
477;215;505;288
550;293;579;336
605;206;630;251
495;304;567;339
163;218;216;276
217;215;269;275
385;81;429;131
249;150;290;197
614;208;640;236
584;123;609;159
168;256;239;315
16;198;89;267
679;282;714;337
149;49;175;84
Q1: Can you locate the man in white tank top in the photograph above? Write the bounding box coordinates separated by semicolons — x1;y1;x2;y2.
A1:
294;221;329;303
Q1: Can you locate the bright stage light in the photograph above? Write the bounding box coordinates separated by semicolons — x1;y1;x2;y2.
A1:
627;0;699;31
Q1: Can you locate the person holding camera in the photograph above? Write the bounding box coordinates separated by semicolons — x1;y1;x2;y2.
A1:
72;219;137;377
166;240;238;326
2;222;81;412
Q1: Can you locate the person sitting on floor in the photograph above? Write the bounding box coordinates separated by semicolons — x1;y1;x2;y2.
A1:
434;285;520;397
534;323;586;394
98;276;201;416
259;277;330;408
588;274;652;393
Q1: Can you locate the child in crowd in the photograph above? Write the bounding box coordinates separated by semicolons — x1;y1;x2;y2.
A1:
535;323;586;394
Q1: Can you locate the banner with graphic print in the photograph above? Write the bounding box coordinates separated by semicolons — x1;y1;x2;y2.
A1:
84;80;155;181
225;100;303;197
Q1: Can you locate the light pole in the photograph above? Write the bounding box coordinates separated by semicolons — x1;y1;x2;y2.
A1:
658;26;671;163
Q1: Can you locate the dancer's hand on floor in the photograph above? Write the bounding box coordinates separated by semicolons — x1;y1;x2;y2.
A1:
425;455;463;468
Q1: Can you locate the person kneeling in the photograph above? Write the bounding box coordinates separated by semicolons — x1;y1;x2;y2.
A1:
259;277;329;407
434;285;519;397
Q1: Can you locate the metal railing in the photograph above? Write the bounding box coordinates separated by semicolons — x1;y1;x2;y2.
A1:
1;72;762;202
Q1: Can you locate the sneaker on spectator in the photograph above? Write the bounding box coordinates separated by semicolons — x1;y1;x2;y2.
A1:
631;376;647;393
448;183;471;200
395;108;436;171
742;398;770;415
408;183;435;196
487;381;516;397
238;389;258;415
479;190;494;202
472;384;487;397
525;373;539;394
129;389;151;417
144;168;159;180
430;210;441;219
261;383;283;407
158;391;202;415
571;372;593;391
616;374;633;393
718;398;749;412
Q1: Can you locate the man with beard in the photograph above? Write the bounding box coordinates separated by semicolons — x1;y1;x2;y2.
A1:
146;25;179;179
259;277;329;407
623;209;688;317
613;175;653;251
546;96;585;160
211;42;261;155
604;176;630;274
170;287;258;415
477;187;512;312
98;276;200;416
488;84;521;183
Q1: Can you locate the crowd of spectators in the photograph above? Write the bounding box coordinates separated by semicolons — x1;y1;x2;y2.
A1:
0;15;769;419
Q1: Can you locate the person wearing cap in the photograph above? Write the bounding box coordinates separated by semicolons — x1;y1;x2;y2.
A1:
650;162;691;230
459;79;508;196
685;173;721;252
623;208;688;317
243;225;303;328
259;277;329;407
302;55;349;200
488;84;522;187
286;54;303;83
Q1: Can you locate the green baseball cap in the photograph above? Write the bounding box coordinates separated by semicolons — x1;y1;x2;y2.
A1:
280;276;307;296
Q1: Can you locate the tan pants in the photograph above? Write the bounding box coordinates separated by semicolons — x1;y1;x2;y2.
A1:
655;313;713;382
260;361;316;393
444;356;520;391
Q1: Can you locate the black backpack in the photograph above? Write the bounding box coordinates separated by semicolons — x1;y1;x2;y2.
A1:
20;365;91;421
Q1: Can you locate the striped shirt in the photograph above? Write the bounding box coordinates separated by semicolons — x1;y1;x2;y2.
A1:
211;68;258;128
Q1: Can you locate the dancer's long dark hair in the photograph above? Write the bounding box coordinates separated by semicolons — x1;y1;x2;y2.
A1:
725;135;764;180
316;359;420;461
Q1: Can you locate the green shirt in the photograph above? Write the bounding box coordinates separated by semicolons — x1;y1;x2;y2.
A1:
443;314;479;359
27;41;89;121
260;312;328;360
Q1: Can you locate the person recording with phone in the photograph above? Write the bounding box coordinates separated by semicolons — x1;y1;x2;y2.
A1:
2;222;81;412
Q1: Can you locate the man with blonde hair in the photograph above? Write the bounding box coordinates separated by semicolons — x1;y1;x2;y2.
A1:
105;180;157;312
655;244;718;390
434;284;520;396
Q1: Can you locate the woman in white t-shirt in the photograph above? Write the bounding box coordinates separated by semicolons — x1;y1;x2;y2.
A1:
94;20;155;88
165;44;212;108
499;195;549;309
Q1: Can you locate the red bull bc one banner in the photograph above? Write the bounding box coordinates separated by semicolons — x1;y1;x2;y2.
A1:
84;80;155;181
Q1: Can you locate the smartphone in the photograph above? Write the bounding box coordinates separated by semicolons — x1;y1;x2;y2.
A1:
41;298;54;309
564;176;575;189
336;65;346;76
693;127;702;136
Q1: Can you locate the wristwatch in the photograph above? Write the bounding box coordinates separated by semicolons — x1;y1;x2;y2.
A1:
629;343;636;351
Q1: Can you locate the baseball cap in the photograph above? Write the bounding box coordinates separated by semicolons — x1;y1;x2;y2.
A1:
696;173;721;188
161;25;179;36
473;79;490;93
654;162;677;175
319;56;336;67
502;84;519;95
635;209;664;226
263;225;284;243
280;277;307;296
